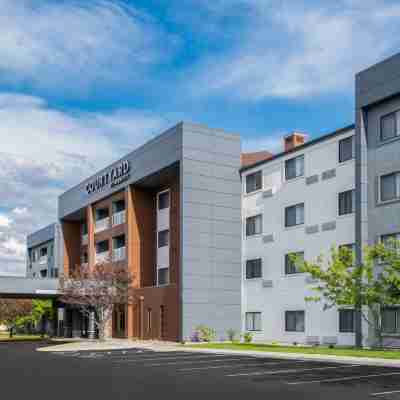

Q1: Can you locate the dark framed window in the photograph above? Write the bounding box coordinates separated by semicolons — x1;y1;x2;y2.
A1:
158;191;170;210
113;234;125;249
96;207;109;221
245;312;262;331
381;172;400;202
157;268;169;286
158;230;169;247
113;199;125;213
246;214;262;236
381;233;400;251
96;240;109;254
285;203;304;227
285;311;305;332
246;259;262;279
285;252;304;275
40;247;48;257
381;111;399;141
382;307;400;334
339;136;355;163
40;269;47;278
285;155;304;181
246;171;262;194
339;309;355;333
147;308;152;332
338;190;355;215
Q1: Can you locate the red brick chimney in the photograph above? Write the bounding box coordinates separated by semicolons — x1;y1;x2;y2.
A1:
284;132;308;152
241;151;272;167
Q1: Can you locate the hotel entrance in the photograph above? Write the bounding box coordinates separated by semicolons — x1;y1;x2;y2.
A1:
113;304;127;338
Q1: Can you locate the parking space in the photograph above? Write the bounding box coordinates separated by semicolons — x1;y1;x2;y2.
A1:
49;348;400;398
2;343;400;399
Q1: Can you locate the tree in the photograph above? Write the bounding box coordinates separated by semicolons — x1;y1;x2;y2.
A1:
297;241;400;348
59;263;136;340
0;299;33;338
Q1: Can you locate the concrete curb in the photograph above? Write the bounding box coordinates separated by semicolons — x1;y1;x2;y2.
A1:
180;346;400;368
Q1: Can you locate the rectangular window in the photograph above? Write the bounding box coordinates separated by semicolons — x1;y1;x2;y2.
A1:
245;259;262;279
246;171;262;194
285;252;304;275
381;233;400;250
339;309;355;333
381;172;400;202
285;203;304;227
96;207;109;221
246;215;262;236
245;312;262;331
158;191;170;210
381;111;400;141
96;240;109;254
53;268;59;278
158;230;169;248
339;136;355;163
338;190;355;215
285;155;304;181
285;311;305;332
157;268;169;286
40;247;48;257
382;307;400;334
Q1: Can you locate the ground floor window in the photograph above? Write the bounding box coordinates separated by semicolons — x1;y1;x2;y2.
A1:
285;311;305;332
339;309;355;333
245;312;262;331
382;307;400;334
147;308;152;333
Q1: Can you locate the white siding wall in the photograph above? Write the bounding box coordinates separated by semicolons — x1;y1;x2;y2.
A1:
242;130;356;346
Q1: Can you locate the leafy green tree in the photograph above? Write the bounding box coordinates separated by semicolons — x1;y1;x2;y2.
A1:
297;240;400;348
0;300;33;338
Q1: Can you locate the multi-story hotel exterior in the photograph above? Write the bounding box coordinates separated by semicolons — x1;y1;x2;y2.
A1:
22;53;400;344
27;122;242;341
241;127;357;346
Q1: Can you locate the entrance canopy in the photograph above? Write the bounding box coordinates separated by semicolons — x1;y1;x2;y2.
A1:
0;277;59;299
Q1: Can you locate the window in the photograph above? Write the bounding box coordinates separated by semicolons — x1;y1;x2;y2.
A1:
49;244;53;257
285;155;304;180
246;214;262;236
147;308;152;332
339;136;355;163
285;252;304;275
381;111;400;141
285;311;305;332
40;269;47;278
96;207;109;221
246;171;262;194
158;230;169;247
40;247;48;257
380;172;400;202
339;309;355;333
113;199;125;213
285;203;304;227
96;240;109;254
382;307;400;334
157;268;169;286
381;233;400;250
113;234;125;249
245;312;262;331
338;190;355;215
246;259;262;279
53;268;59;278
158;191;170;210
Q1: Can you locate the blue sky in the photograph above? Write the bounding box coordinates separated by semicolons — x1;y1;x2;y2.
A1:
0;0;399;275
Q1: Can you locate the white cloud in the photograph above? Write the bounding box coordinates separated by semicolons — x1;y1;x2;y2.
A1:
0;0;177;96
0;93;170;275
242;131;285;154
189;0;400;100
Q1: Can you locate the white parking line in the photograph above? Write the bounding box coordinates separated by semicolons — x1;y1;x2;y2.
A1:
147;357;249;367
179;360;307;372
287;372;400;385
371;390;400;397
113;354;228;363
227;364;358;377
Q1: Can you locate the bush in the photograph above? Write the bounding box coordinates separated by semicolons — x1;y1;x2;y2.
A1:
226;328;238;342
190;330;200;342
242;331;253;343
195;325;216;342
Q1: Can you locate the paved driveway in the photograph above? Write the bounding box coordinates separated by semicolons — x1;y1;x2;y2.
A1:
2;342;400;399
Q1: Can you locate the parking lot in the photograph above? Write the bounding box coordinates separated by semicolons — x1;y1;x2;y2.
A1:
1;343;400;399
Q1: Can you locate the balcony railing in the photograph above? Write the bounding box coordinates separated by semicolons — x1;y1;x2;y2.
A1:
81;234;88;245
112;246;126;262
95;217;110;233
39;255;48;265
95;251;109;264
112;210;126;226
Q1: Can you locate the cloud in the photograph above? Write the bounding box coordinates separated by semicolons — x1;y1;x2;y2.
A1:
0;0;178;96
0;93;170;275
188;0;400;100
243;131;285;154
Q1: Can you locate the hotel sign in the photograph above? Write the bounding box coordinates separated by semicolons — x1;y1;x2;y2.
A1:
85;160;130;195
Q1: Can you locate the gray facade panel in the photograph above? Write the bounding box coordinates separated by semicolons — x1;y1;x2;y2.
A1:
27;223;55;248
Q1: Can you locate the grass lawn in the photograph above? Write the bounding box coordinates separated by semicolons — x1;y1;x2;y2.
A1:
0;332;46;342
187;342;400;360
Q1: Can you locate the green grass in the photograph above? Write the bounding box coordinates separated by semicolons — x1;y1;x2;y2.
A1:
0;332;46;342
186;342;400;360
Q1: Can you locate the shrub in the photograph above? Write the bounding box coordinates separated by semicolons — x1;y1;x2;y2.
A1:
242;331;253;343
195;325;216;342
190;330;200;342
226;328;238;342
